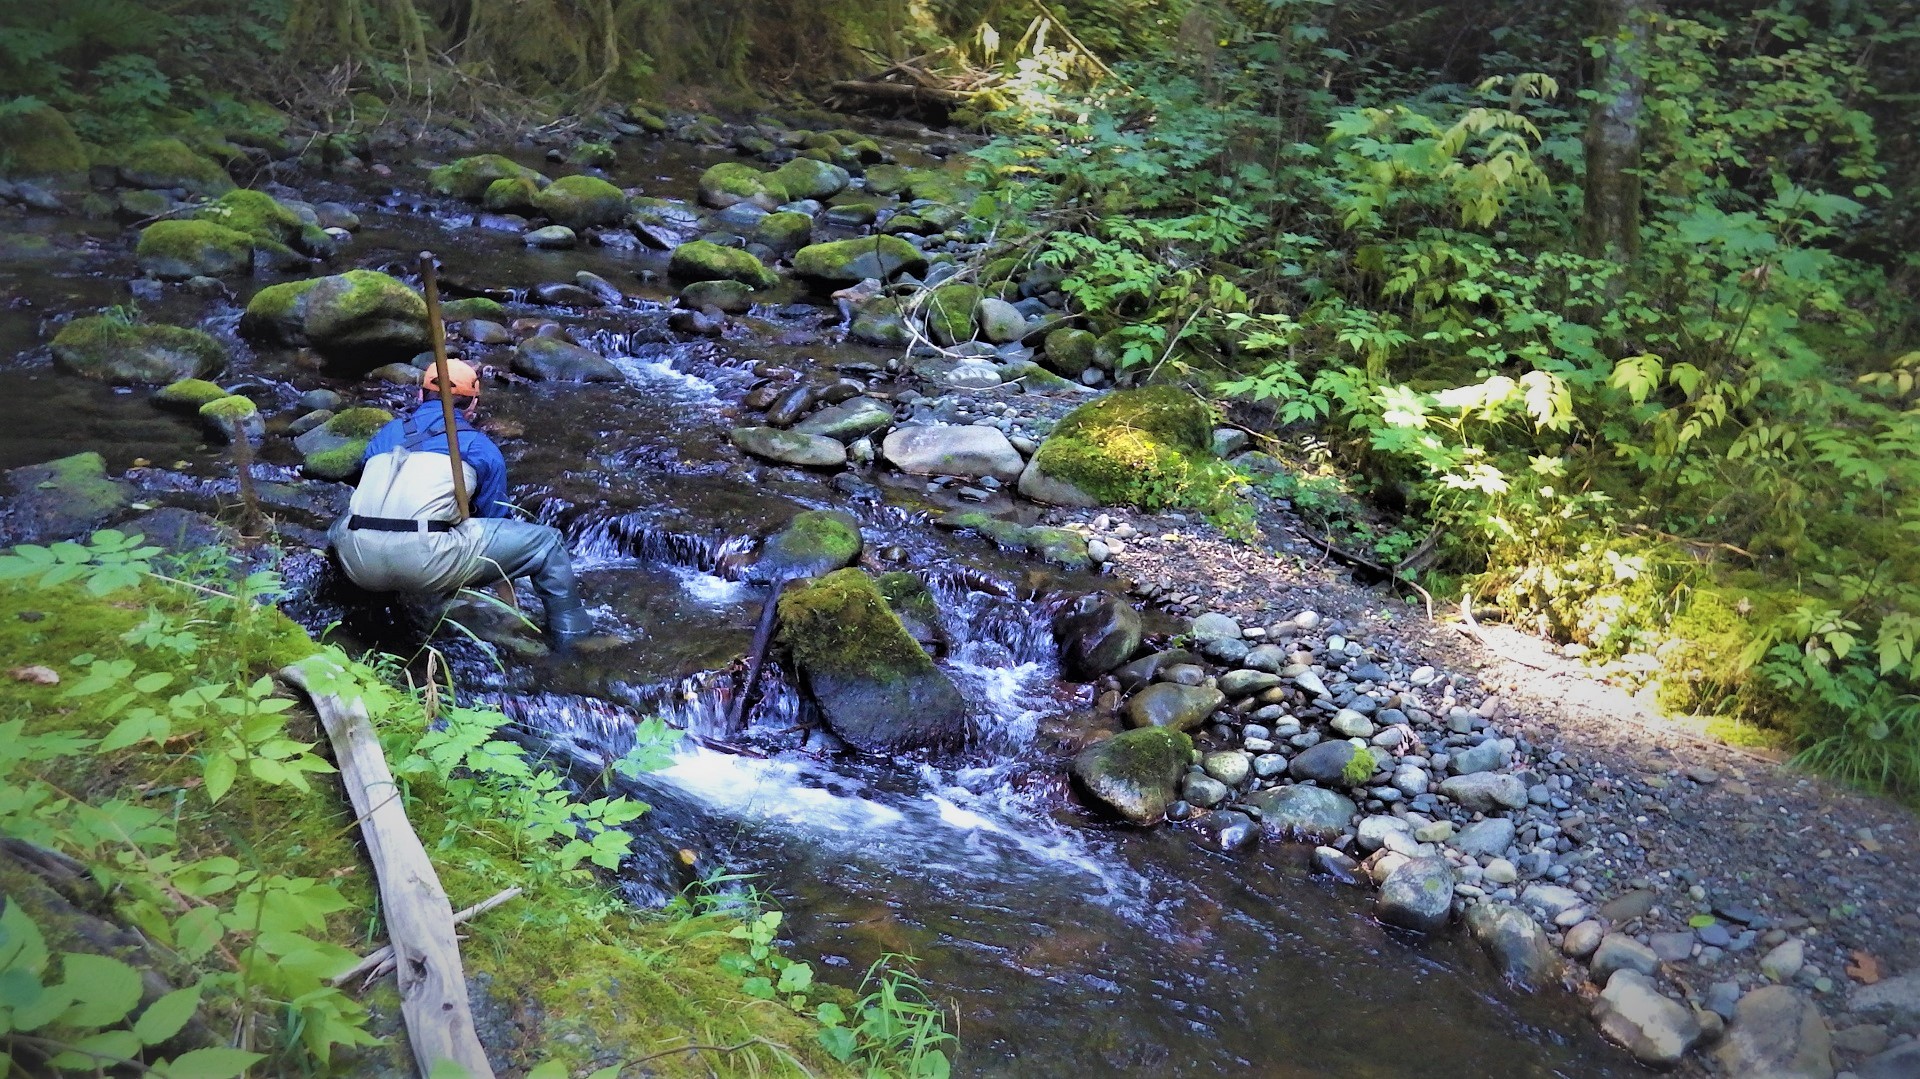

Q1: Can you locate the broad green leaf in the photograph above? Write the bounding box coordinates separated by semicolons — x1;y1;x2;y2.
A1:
50;1029;142;1069
154;1047;265;1079
58;952;143;1026
134;986;203;1045
527;1063;568;1079
817;1024;857;1062
776;961;813;994
203;753;236;803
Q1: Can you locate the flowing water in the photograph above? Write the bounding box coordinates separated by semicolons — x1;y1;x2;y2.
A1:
0;135;1633;1077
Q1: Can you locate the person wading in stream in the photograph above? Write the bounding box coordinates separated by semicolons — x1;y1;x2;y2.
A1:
327;359;594;652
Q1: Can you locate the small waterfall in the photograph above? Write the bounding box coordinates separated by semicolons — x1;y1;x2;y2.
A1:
546;504;759;577
482;664;802;761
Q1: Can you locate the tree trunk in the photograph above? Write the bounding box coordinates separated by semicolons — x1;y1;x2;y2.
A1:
1582;0;1650;274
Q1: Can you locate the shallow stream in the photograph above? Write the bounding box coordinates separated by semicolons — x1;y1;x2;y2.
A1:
0;133;1632;1078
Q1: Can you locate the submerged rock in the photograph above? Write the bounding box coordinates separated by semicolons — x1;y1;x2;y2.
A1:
0;452;131;547
1592;970;1702;1069
1052;592;1142;680
1070;727;1193;825
51;317;225;384
1465;902;1563;988
776;568;968;753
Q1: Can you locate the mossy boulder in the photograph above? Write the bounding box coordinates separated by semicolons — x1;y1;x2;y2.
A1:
1042;327;1099;377
667;240;778;290
294;406;392;479
440;297;507;322
532;174;629;229
752;211;813;256
0;452;131;547
197;395;263;444
482;176;541;213
905;169;971;205
776;568;968;753
1052;592;1142;679
153;378;231;411
135;220;253;279
999;361;1077;394
627;103;670;133
848;298;910;347
0;105;88;180
862;164;911;197
770;158;849;201
192;188;305;247
115;138;233;196
240;270;428;369
679;279;754;314
791;236;928;288
50;317;226;384
924;283;982;345
1070;727;1193;825
429;154;547;199
697;162;787;210
757;510;862;580
1024;386;1217;509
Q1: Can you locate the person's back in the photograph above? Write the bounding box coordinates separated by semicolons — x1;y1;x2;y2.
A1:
327;361;592;650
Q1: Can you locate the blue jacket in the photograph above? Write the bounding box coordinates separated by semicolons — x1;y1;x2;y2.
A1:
362;401;511;518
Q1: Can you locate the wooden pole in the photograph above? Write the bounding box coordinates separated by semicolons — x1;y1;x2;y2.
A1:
418;252;472;522
283;661;497;1079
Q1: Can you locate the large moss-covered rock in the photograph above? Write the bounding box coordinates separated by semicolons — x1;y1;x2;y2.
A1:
1041;327;1099;377
153;378;231;411
923;283;981;345
50;317;226;384
770;158;849;201
791;236;927;287
193;188;305;247
135;220;253;279
757;510;862;580
197;394;263;444
532;174;628;229
0;452;131;547
429;154;546;199
1024;386;1217;509
115;138;234;196
0;105;88;180
753;211;813;256
1124;683;1224;731
1070;727;1193;825
294;406;392;479
240;270;428;368
482;176;541;213
776;568;968;753
668;240;778;290
697;162;786;210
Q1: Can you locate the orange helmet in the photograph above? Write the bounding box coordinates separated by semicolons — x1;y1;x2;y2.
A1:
422;358;481;398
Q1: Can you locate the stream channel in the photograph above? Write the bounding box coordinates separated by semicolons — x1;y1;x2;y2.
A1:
0;131;1634;1078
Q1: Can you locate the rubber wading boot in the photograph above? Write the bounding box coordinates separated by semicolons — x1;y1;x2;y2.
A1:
545;598;594;654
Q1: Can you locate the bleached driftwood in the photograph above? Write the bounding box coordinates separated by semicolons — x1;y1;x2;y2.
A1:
282;662;496;1079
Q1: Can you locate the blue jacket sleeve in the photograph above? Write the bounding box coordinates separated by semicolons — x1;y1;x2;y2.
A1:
462;431;511;518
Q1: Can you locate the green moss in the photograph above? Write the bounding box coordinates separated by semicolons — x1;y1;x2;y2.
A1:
935;510;1031;549
760;510;862;579
153;378;230;410
924;283;982;344
863;164;910;196
531;173;628;229
905;169;972;205
570;140;616;167
134;219;252;279
1025;526;1091;571
198;394;257;420
667;240;778;290
0;104;88;178
1030;387;1219;510
791;236;928;286
325;406;395;439
771;157;848;201
697;162;787;208
193;188;303;245
302;443;366;481
429;154;547;199
243;276;323;326
628;104;669;133
1000;360;1076;392
482;175;540;213
1343;746;1378;784
51;317;227;383
114;137;234;195
776;568;935;686
441;297;507;322
1094;726;1194;788
753;210;813;253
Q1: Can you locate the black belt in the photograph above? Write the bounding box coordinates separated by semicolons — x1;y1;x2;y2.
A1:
348;514;455;533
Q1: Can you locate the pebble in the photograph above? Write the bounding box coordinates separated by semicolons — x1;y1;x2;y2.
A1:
1761;938;1806;982
1562;919;1604;958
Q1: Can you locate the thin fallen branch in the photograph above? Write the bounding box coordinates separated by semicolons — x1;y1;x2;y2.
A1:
332;886;523;987
827;80;978;106
282;661;496;1079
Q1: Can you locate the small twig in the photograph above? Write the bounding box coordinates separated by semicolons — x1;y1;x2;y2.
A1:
331;886;523;987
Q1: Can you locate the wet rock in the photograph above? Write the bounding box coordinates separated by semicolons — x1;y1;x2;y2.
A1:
882;425;1023;481
1182;772;1229;808
197;395;263;445
511;338;622;382
758;510;861;580
1245;785;1357;842
771;157;849;201
1201;750;1251;786
1440;772;1529;812
669;307;728;336
1714;986;1832;1079
668;240;778;290
1053;592;1142;679
293;407;392;480
1016;454;1101;508
1849;972;1920;1022
1466;902;1564;988
729;426;847;468
523;224;576;248
1289;740;1369;786
792;398;893;443
792;236;927;287
1192;809;1259;853
0;452;131;547
1376;856;1456;933
1313;846;1366;884
1113;649;1200;692
1860;1044;1920;1079
530;282;602;307
1070;727;1192;825
241;270;428;369
532;174;629;229
134;220;253;278
51;318;226;384
1218;669;1281;698
679;279;754;314
698;162;786;210
429;154;546;199
463;319;514;345
1593;970;1702;1068
1124;684;1224;732
776;568;968;753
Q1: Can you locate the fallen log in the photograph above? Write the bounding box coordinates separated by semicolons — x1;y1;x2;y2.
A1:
827;80;977;106
282;661;496;1079
332;886;523;988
